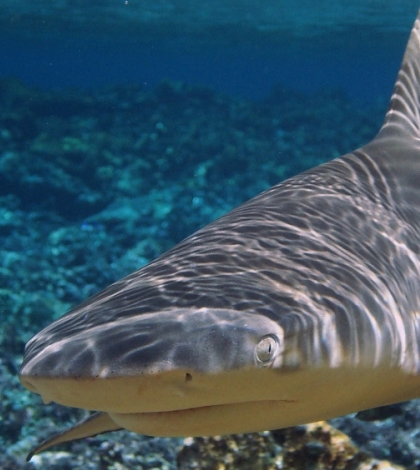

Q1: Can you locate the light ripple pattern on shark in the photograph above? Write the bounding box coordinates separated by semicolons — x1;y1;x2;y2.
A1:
19;5;420;461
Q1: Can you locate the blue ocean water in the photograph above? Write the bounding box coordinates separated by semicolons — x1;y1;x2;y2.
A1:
0;1;418;102
0;34;407;103
2;1;420;469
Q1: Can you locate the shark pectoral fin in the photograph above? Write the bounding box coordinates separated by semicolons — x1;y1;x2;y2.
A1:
26;411;122;461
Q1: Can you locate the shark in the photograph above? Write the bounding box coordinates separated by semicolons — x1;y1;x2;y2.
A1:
20;5;420;461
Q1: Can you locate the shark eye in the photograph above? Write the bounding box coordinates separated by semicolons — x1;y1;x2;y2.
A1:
254;335;279;366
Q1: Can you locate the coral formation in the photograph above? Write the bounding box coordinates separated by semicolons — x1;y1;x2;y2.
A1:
177;422;406;470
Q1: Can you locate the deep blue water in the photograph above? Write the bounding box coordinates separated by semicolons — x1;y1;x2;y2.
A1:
0;27;411;103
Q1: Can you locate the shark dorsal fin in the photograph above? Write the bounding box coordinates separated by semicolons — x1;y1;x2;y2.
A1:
379;13;420;140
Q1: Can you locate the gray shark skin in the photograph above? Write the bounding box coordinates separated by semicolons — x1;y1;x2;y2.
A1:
19;6;420;460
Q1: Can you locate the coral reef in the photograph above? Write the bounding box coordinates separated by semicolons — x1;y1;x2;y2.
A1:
178;421;406;470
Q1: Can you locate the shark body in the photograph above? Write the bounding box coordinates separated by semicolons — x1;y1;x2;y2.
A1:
20;6;420;460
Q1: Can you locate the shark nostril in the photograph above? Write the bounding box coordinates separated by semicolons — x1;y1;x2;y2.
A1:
185;373;193;382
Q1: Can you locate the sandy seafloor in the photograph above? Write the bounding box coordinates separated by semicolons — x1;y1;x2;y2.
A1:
2;1;420;469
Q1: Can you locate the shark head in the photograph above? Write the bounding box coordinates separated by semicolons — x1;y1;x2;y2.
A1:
20;7;420;460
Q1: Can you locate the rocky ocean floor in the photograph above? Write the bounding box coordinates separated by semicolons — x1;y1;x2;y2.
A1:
1;77;419;469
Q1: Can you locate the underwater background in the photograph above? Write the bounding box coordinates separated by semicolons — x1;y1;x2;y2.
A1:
2;0;420;468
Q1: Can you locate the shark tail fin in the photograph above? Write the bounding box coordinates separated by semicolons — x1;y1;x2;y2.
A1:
378;10;420;141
